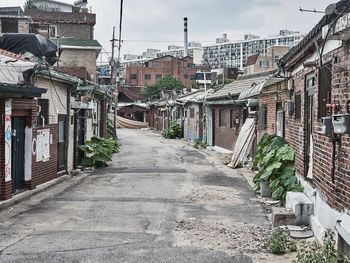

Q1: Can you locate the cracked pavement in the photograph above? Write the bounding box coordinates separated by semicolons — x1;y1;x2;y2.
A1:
0;129;273;262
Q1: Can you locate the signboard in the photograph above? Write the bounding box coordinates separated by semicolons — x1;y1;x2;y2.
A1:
35;129;50;162
4;99;12;182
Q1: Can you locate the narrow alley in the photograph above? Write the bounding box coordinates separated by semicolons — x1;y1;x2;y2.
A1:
0;129;275;262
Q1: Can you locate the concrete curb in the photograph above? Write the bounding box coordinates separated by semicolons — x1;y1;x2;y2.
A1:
0;172;88;212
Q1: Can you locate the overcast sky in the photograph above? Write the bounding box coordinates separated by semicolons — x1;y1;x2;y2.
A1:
0;0;336;63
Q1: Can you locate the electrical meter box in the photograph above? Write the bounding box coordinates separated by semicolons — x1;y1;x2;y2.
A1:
332;114;350;134
321;117;333;135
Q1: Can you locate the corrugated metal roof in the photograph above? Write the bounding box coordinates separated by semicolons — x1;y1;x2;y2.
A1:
206;70;276;101
238;77;286;100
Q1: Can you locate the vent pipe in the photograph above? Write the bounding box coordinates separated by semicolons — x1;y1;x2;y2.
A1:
184;17;188;57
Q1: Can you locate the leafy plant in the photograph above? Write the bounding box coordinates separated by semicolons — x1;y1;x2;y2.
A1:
79;136;119;168
294;230;350;263
268;227;297;254
107;119;115;139
163;121;182;139
144;76;185;100
24;0;38;10
253;134;303;204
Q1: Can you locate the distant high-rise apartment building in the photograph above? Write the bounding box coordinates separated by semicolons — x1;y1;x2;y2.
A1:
203;30;304;69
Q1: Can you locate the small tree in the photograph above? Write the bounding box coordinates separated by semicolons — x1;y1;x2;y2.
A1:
24;0;38;10
144;76;185;100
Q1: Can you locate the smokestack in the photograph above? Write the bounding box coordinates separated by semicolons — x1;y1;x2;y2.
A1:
184;17;188;57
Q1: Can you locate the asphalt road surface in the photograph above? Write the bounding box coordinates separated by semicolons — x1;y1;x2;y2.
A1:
0;129;269;263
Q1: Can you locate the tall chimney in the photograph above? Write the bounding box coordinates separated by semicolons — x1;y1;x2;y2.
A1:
184;17;188;57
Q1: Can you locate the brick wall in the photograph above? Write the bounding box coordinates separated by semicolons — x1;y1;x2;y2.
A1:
30;124;58;188
211;105;242;150
25;10;96;25
0;98;37;200
285;68;311;179
57;24;93;40
59;49;98;81
125;56;205;87
285;42;350;212
258;82;289;140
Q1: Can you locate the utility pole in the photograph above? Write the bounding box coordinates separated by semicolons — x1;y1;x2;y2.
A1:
110;26;118;139
115;0;124;140
109;0;124;140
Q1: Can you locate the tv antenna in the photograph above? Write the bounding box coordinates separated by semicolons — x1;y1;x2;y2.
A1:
299;3;338;16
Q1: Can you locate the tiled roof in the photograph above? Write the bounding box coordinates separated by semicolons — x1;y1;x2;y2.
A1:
56;38;102;48
206;70;276;101
0;48;31;61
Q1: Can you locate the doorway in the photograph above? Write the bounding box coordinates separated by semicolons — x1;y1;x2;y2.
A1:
11;117;26;193
57;114;67;172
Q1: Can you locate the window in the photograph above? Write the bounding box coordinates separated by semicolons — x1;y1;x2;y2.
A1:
219;110;225;127
190;108;195;118
318;64;332;119
144;74;151;80
258;104;267;130
1;18;18;33
190;75;196;80
156;74;162;80
259;60;270;67
295;93;301;119
230;110;240;128
49;25;57;38
37;99;49;126
130;74;137;80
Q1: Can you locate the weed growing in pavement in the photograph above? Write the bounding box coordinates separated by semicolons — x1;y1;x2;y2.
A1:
162;121;182;139
293;230;350;263
267;227;297;254
193;138;206;149
79;136;119;168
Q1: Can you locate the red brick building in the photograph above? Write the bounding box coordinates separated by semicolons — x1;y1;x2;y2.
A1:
125;55;205;87
260;0;350;250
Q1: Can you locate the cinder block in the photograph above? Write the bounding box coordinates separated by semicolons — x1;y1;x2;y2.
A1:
286;192;314;226
272;207;296;227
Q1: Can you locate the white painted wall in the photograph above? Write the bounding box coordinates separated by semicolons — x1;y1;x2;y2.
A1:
36;78;68;124
296;174;350;245
67;110;74;173
24;127;32;181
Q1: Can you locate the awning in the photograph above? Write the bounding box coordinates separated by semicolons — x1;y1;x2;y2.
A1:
0;83;46;97
238;77;286;101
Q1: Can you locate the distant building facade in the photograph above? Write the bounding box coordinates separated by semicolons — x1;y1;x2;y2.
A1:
125;55;207;87
0;7;31;34
25;0;101;81
244;45;290;75
203;30;304;69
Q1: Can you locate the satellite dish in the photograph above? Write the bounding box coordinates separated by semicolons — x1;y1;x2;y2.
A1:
325;3;336;15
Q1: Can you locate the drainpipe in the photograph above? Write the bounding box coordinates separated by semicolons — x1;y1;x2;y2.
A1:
66;86;71;174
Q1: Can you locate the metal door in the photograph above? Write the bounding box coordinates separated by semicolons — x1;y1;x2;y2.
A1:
77;110;86;165
11;117;25;193
212;109;216;146
58;114;67;171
